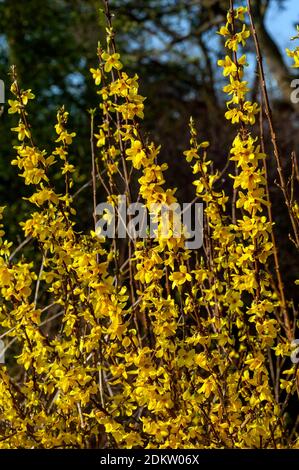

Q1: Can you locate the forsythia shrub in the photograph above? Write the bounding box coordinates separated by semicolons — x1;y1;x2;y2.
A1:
0;1;298;448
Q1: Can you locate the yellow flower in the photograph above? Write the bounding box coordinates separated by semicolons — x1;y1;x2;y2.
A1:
286;47;299;67
101;52;123;72
8;99;22;114
125;140;148;169
218;56;237;77
28;186;59;206
223;76;249;101
61;162;75;174
55;131;76;145
169;265;191;288
183;148;198;162
225;106;244;124
21;89;35;105
218;25;230;37
225;25;250;51
90;67;102;85
11;122;31;141
218;54;247;77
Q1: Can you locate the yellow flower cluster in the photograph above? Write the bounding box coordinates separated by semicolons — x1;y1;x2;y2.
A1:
0;2;298;449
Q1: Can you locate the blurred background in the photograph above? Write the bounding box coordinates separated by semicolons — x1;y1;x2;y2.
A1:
0;0;298;298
